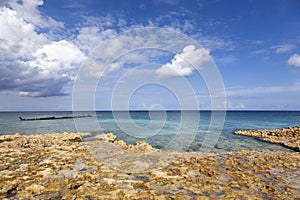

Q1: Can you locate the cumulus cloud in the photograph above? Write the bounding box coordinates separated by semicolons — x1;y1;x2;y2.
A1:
29;40;85;73
0;1;85;97
0;0;227;98
0;7;49;59
275;44;295;54
155;45;211;77
0;61;70;97
16;40;85;97
0;39;85;97
287;54;300;67
78;28;204;79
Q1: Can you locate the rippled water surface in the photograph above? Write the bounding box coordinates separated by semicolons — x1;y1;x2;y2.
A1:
1;111;299;152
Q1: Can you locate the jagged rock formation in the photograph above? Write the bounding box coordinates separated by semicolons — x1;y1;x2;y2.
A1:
235;126;300;151
0;132;299;199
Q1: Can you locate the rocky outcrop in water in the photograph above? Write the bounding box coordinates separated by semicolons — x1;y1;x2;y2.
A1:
235;126;300;151
0;132;299;199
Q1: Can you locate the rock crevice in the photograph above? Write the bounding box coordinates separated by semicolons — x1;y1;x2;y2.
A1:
0;132;299;199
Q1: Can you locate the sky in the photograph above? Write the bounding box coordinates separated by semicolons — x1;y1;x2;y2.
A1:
0;0;300;111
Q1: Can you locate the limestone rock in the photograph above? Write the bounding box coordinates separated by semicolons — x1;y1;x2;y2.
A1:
114;140;127;148
92;133;116;142
26;184;45;194
134;141;158;152
234;126;300;151
0;132;299;199
37;168;55;178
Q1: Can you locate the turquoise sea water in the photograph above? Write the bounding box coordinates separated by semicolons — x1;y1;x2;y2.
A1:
0;111;299;152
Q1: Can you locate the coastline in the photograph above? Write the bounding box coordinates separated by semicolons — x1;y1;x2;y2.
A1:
0;131;299;199
235;126;300;151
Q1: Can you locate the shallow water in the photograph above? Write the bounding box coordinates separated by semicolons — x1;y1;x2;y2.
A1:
0;111;299;152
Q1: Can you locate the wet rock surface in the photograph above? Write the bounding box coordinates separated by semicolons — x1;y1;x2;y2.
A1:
0;132;299;199
235;126;300;151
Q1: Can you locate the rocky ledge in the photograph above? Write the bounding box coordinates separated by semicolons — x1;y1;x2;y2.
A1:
235;126;300;151
0;132;299;199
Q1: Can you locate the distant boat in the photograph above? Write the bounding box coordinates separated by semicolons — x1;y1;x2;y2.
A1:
19;115;92;121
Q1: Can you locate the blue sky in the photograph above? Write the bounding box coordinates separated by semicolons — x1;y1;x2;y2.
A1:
0;0;300;111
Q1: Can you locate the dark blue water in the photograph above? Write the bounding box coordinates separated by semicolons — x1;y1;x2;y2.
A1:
0;111;299;152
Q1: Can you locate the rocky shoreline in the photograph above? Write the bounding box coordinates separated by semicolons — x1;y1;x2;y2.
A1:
0;132;299;199
235;126;300;151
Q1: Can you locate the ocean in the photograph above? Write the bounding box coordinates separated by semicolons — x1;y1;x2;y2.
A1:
0;111;299;152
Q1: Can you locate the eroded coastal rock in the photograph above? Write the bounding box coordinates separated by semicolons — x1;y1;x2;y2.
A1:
0;132;299;199
235;126;300;151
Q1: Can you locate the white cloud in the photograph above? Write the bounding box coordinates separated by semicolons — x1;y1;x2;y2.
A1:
227;81;300;97
78;28;202;79
75;27;117;53
107;62;123;72
226;101;246;110
287;54;300;67
257;44;296;55
6;0;63;28
156;45;211;77
225;82;300;110
0;7;49;59
0;2;85;97
152;9;196;35
193;35;235;51
16;40;85;96
74;21;234;81
81;15;117;30
27;40;85;73
0;0;231;98
275;44;295;53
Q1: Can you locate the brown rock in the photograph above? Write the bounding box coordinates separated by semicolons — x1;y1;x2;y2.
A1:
234;126;300;151
134;141;158;152
26;184;45;194
37;168;55;178
0;132;299;199
92;133;116;142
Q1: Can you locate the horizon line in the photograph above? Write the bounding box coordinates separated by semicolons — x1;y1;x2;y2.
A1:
1;109;300;112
